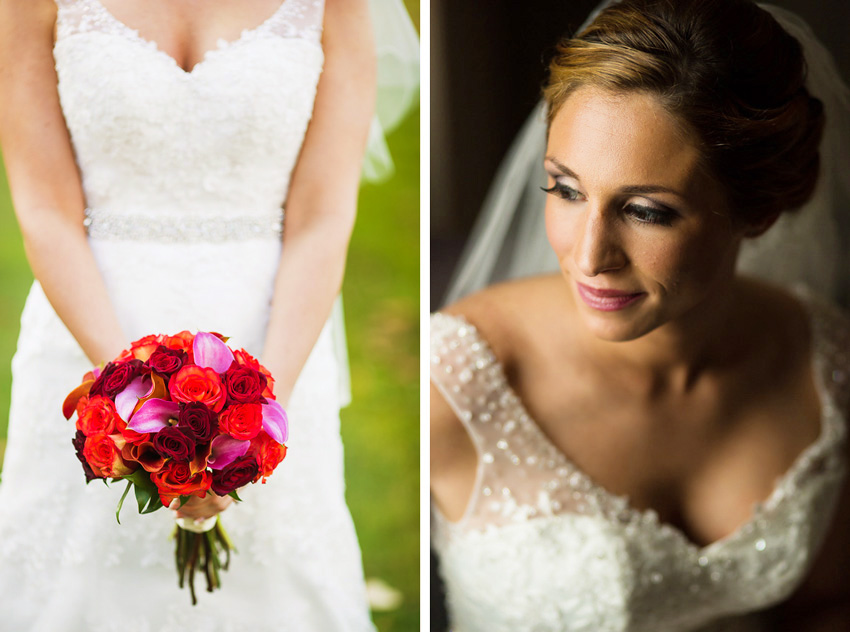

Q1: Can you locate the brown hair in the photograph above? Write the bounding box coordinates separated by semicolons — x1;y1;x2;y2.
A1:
544;0;824;225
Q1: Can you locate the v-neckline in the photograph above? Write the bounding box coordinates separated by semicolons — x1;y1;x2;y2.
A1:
434;292;843;555
89;0;289;75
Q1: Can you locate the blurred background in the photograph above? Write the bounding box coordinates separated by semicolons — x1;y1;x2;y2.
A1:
430;0;850;309
0;1;419;630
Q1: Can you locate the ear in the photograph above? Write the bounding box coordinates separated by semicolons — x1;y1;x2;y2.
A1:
743;212;780;238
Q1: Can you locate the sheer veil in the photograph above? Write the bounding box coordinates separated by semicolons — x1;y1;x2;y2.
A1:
333;0;419;405
443;1;850;310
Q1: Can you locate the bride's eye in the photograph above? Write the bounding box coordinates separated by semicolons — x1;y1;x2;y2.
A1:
626;203;677;227
541;183;583;201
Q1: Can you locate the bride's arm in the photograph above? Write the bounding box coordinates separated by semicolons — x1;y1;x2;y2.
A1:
0;0;128;365
259;0;375;405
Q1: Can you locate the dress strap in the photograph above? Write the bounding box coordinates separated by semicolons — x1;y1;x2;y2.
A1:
430;313;569;526
265;0;325;44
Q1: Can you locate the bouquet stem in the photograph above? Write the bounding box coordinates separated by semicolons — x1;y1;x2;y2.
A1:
173;517;234;605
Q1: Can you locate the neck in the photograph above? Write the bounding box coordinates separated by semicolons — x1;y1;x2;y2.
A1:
581;276;745;393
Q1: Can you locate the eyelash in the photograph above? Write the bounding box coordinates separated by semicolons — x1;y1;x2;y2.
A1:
541;183;677;227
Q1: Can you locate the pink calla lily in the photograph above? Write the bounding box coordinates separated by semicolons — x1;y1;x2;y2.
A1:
261;400;289;444
126;398;180;433
208;435;250;470
115;376;152;421
193;332;234;374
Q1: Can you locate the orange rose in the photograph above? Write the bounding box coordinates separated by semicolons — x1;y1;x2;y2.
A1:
120;427;150;445
151;460;212;507
219;403;263;441
83;433;136;478
248;432;287;483
115;348;134;363
75;393;90;418
163;331;195;362
130;334;165;362
169;365;226;412
77;396;123;436
233;349;275;399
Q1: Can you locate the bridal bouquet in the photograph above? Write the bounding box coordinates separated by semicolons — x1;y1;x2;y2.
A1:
62;331;288;604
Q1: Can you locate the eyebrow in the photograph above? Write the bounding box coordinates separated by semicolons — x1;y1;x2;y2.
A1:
544;157;686;198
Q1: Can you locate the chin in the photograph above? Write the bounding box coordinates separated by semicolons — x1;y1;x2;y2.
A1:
577;306;661;342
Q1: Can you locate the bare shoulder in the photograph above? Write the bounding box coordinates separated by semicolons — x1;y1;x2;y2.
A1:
438;273;569;370
734;277;818;371
0;0;56;29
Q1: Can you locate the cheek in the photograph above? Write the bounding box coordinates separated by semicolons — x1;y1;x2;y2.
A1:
544;203;574;259
639;228;737;293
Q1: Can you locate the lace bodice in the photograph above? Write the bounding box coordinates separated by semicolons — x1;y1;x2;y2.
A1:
430;295;850;631
54;0;323;236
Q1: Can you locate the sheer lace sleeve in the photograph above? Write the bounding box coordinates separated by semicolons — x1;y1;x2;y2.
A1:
430;313;586;529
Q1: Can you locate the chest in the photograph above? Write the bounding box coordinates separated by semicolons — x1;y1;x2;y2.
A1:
96;0;287;73
511;350;823;546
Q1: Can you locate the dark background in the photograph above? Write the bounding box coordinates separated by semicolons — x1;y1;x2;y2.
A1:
430;0;850;309
429;1;850;628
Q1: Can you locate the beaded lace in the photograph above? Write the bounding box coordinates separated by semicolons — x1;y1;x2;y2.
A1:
430;293;850;631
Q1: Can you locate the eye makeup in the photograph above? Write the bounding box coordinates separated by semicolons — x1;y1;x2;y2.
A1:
541;181;680;228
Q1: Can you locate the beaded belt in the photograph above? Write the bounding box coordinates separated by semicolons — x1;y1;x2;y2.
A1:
83;208;284;243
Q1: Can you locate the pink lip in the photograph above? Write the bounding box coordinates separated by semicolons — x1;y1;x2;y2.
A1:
576;283;646;312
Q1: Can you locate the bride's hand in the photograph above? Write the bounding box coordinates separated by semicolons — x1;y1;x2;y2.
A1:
171;492;233;521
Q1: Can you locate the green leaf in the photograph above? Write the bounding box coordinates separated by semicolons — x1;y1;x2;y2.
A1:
115;480;132;524
140;493;163;514
122;469;162;514
133;482;152;514
228;490;242;502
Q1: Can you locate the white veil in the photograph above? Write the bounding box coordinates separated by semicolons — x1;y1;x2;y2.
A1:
443;2;850;310
334;0;419;406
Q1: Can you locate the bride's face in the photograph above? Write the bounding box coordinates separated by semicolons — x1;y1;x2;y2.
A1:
544;86;744;342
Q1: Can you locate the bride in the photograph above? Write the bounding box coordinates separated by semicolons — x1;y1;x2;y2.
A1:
0;0;416;629
431;0;850;630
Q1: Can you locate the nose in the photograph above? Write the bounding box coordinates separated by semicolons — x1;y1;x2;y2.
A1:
573;205;627;277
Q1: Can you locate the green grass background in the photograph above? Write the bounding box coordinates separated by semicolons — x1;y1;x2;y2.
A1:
0;3;420;629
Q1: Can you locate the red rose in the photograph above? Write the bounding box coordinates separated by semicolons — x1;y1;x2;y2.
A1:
223;365;267;404
248;432;287;483
211;456;259;495
83;433;136;478
218;403;263;441
72;429;98;482
178;402;218;443
77;396;122;436
130;334;165;362
90;360;143;398
147;346;187;375
169;366;226;412
151;460;212;507
233;349;275;399
153;426;196;461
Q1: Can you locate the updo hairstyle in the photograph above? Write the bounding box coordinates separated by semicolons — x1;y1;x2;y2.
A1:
543;0;825;226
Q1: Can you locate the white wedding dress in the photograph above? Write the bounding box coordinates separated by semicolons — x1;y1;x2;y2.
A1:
0;0;375;630
430;292;850;631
